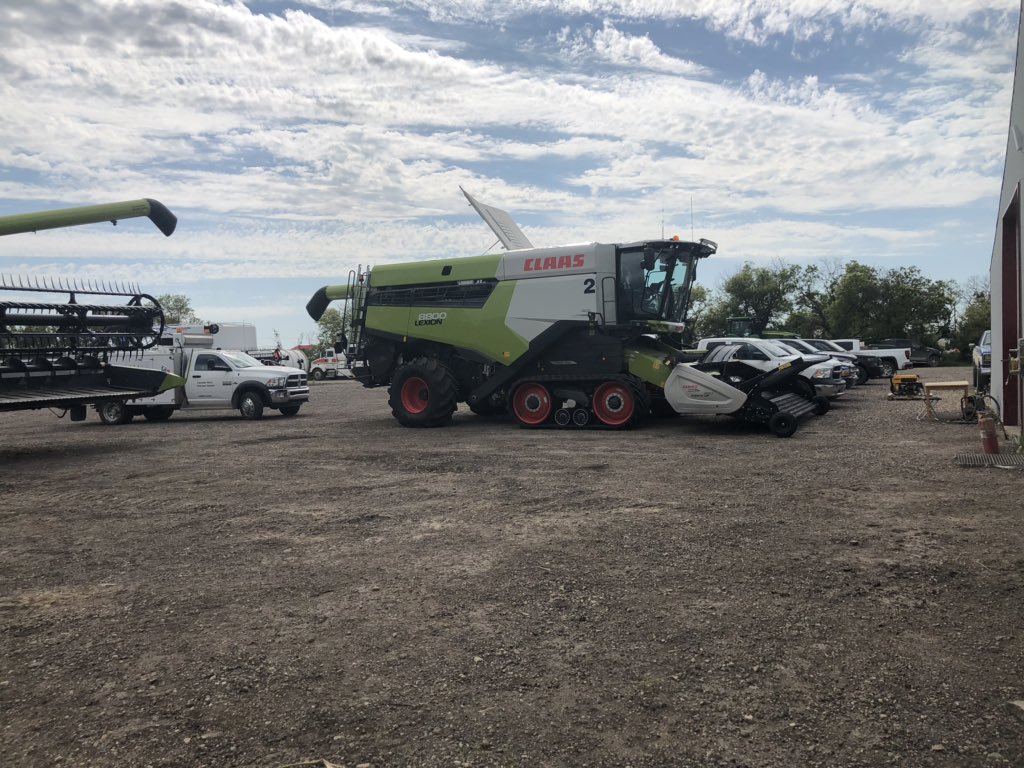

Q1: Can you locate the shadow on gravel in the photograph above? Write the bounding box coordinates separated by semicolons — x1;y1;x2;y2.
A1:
0;442;138;465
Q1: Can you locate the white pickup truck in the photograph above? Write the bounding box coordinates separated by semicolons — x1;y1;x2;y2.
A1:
831;339;912;378
95;342;309;424
695;337;847;398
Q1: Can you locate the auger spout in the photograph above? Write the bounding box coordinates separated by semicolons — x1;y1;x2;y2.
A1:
0;198;177;237
306;284;353;322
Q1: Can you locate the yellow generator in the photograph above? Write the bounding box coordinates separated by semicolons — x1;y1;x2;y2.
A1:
889;373;924;399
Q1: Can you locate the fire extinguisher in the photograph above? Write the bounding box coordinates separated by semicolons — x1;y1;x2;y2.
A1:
979;414;999;455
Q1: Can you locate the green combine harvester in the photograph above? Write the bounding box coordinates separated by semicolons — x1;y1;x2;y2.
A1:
306;191;821;436
0;199;184;420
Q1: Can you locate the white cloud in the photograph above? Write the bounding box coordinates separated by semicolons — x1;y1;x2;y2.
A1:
0;0;1017;343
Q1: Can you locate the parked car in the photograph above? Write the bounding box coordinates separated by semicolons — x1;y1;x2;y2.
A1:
695;337;847;398
797;338;884;383
971;329;991;391
832;339;913;377
772;338;859;388
873;338;942;367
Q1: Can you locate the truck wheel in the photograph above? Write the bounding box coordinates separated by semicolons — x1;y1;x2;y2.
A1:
927;354;940;367
98;400;132;425
769;411;798;437
388;358;458;427
312;368;325;381
855;365;869;386
142;406;174;422
879;359;896;378
592;381;635;428
279;405;301;416
238;391;265;420
510;382;553;426
813;396;830;416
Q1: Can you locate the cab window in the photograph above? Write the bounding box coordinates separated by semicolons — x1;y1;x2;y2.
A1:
196;354;226;371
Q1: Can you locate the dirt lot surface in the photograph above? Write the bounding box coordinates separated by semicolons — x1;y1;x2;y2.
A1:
2;366;1022;767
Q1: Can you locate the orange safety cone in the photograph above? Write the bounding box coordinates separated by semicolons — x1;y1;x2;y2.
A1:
979;414;1000;454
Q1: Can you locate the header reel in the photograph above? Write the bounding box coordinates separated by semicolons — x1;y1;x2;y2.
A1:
0;275;165;357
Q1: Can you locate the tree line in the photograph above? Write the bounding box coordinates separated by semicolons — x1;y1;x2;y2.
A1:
686;260;990;357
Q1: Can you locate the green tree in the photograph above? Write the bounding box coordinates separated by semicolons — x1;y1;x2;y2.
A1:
702;262;801;336
818;262;884;339
786;261;956;343
316;308;346;355
953;288;991;360
680;284;710;343
158;294;201;324
874;267;956;342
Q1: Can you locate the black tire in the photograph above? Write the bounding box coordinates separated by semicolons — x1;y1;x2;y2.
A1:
769;411;798;438
142;406;174;422
879;359;896;378
855;365;869;386
98;400;132;425
927;354;940;367
279;405;301;416
813;396;830;416
388;357;458;427
312;368;325;381
238;391;265;420
628;378;651;427
792;377;817;400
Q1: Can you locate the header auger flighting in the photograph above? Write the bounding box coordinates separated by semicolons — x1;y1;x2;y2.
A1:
306;190;825;436
0;199;184;419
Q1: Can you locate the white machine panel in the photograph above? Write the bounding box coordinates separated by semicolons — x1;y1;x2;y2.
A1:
505;274;599;342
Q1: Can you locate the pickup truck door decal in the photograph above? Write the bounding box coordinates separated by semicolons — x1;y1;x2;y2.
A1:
186;353;236;406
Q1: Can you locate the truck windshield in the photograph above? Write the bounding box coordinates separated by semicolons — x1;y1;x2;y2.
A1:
617;244;696;323
758;341;797;359
810;339;846;353
221;351;262;368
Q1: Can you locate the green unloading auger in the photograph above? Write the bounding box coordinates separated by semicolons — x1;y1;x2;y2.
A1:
0;198;177;238
0;198;184;416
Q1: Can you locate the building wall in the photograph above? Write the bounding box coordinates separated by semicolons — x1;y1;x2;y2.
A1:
991;3;1024;427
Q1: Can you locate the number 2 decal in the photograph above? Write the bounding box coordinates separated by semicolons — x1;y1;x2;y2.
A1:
583;278;595;294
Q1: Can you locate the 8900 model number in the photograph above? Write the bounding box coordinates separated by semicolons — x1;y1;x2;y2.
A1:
415;312;447;326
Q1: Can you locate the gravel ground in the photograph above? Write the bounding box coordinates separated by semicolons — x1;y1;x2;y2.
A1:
1;365;1022;768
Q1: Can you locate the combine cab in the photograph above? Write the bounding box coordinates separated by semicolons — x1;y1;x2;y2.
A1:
0;199;184;420
306;191;823;437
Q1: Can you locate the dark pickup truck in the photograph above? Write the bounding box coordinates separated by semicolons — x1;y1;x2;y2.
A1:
873;338;942;367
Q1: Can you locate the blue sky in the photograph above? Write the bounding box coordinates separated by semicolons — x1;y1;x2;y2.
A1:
0;0;1019;347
